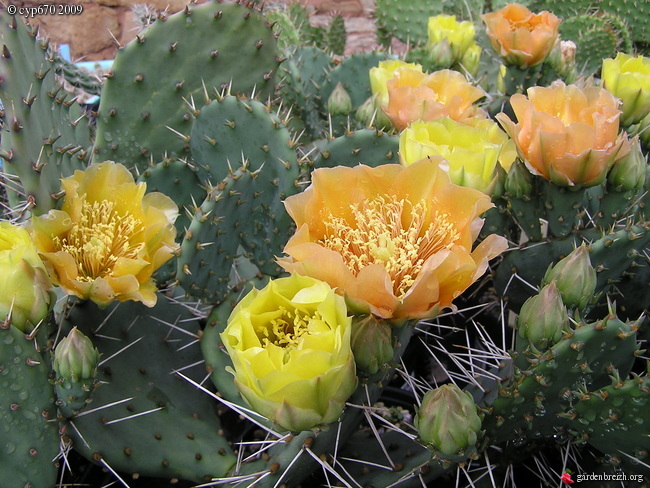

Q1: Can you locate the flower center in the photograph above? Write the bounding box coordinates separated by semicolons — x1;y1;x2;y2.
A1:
56;199;144;281
321;197;460;297
257;306;324;351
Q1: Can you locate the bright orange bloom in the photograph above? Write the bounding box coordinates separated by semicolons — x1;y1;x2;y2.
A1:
277;159;508;320
496;82;630;187
383;68;487;131
29;161;179;307
482;3;560;67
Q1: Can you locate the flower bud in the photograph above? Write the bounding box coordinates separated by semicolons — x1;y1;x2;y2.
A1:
459;42;482;78
350;315;394;375
428;39;455;69
355;95;392;131
54;327;101;382
415;384;482;457
607;136;646;192
542;245;596;311
504;159;533;198
517;282;569;348
326;82;353;115
0;221;54;332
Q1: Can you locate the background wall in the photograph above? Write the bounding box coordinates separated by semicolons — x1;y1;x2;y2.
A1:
9;0;378;61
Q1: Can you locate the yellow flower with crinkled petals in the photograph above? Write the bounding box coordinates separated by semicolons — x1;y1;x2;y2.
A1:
427;14;476;65
602;52;650;127
221;274;356;432
0;222;54;332
29;161;179;307
277;159;508;320
399;118;504;194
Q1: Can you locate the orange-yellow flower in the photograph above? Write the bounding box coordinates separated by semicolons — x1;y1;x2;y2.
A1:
481;3;560;68
29;161;179;307
277;159;508;320
496;82;630;187
383;68;487;131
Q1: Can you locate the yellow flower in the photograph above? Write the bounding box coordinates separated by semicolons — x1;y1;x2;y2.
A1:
383;68;487;131
427;15;476;65
459;42;482;78
602;52;650;127
399;117;504;194
220;274;356;432
278;159;508;320
29;161;179;307
496;82;630;187
481;3;560;67
0;222;54;332
369;59;424;108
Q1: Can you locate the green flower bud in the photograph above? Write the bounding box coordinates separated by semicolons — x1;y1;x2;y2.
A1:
355;95;392;131
415;384;482;457
54;327;101;382
459;42;482;78
543;245;596;311
428;39;455;69
517;282;568;348
607;136;646;192
326;82;353;115
350;315;394;375
504;159;534;198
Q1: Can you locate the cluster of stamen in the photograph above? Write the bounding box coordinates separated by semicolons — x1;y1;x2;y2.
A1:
321;196;460;298
55;199;144;281
257;306;322;352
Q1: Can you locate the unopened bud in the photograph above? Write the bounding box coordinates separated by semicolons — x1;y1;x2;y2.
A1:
517;282;568;348
504;159;533;198
350;315;394;375
326;82;353;115
607;136;646;192
459;43;481;77
428;39;454;68
54;328;100;382
355;95;392;131
415;384;482;457
542;245;596;311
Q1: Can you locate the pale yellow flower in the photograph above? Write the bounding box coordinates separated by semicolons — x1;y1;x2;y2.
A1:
278;159;508;320
0;222;53;332
427;14;476;65
482;3;560;67
399;117;504;194
602;52;650;127
221;274;356;432
496;82;630;187
29;161;179;307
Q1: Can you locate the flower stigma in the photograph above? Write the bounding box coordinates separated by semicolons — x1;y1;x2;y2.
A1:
321;196;460;297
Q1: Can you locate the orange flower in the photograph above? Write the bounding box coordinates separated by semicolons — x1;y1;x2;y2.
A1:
482;3;560;67
29;161;179;307
277;159;508;320
383;68;487;131
496;82;630;187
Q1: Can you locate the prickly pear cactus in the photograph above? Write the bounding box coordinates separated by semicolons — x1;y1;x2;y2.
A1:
93;1;280;172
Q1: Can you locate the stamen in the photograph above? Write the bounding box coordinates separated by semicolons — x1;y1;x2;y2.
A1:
54;198;144;281
321;197;460;297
